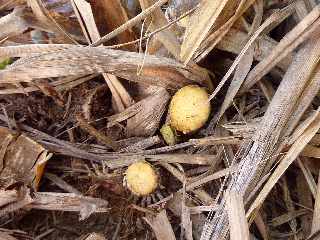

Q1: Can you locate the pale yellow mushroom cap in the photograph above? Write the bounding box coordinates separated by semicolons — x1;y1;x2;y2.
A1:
169;85;211;134
125;161;158;196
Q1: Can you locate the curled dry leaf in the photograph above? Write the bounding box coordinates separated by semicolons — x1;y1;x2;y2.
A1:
0;127;50;190
108;87;170;137
143;210;176;240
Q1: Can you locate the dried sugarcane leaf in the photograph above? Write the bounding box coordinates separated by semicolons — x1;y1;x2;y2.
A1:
0;186;33;217
0;44;77;58
0;189;18;208
282;178;298;236
202;31;320;240
120;135;161;152
0;74;97;95
30;192;109;220
45;173;82;195
247;108;320;218
225;190;250;240
301;145;320;159
77;114;118;150
180;0;232;63
107;87;169;137
0;45;204;89
193;0;257;62
143;210;176;240
0;0;25;11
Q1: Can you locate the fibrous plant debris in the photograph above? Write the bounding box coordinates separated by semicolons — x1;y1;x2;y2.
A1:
2;0;320;239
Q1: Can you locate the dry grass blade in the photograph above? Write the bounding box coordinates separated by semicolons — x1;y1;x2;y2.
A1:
216;46;254;121
214;0;264;121
186;165;238;191
161;163;214;205
0;46;204;89
45;173;81;195
225;190;250;240
247;108;320;218
282;178;298;237
71;0;100;42
284;64;320;138
143;210;176;240
0;74;97;95
0;232;18;240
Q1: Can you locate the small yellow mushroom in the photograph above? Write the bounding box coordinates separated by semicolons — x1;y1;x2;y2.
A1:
160;124;177;145
169;85;211;134
124;161;158;196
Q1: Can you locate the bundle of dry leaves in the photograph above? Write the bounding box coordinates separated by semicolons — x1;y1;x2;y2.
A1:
0;0;320;239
